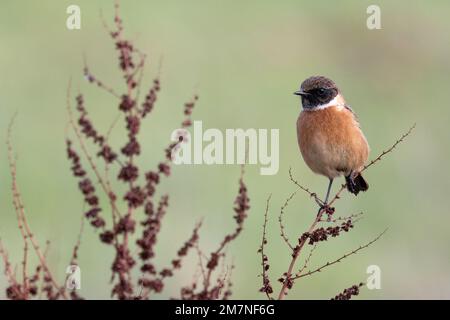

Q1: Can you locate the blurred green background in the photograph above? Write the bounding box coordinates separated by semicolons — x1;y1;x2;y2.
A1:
1;0;450;299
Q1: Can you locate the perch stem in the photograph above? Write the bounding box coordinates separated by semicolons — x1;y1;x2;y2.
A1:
277;208;325;300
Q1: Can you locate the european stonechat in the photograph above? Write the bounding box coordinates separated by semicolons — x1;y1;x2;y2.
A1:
295;76;370;205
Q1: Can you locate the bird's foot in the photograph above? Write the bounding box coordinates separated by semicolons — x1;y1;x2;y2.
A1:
318;203;335;221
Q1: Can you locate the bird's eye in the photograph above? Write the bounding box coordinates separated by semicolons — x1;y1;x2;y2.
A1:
318;88;326;94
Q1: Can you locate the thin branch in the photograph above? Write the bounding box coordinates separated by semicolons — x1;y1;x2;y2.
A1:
38;241;51;300
259;195;273;300
104;111;123;224
6;114;30;297
278;189;297;250
21;240;29;297
83;55;121;99
195;243;207;286
296;244;317;277
362;123;416;172
7;116;67;299
222;261;234;300
0;239;19;290
294;229;387;280
329;212;364;224
66;81;122;219
277;209;324;300
70;213;85;265
289;168;324;206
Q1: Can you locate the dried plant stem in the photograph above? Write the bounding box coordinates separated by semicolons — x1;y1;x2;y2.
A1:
330;212;364;223
66;81;121;219
132;52;147;102
7;116;67;299
38;241;51;300
260;195;273;300
83;56;121;99
289;168;324;206
0;240;18;290
21;241;29;296
104;112;122;224
362;124;416;172
294;229;387;280
277;209;325;300
70;215;85;265
297;244;317;276
7;116;30;297
195;244;208;286
279;190;297;250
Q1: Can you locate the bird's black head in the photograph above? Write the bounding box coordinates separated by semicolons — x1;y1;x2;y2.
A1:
294;76;339;110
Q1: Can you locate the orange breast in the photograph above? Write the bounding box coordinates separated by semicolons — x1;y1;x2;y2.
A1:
296;106;369;179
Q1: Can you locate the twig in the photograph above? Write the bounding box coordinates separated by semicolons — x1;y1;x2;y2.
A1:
259;195;273;299
289;168;324;206
104;112;123;224
66;80;122;220
294;229;387;280
195;244;208;286
0;239;19;291
278;190;298;250
7;116;67;299
277;209;324;300
83;55;121;98
7;114;30;297
296;244;317;277
329;212;364;224
362;124;416;172
70;213;85;265
38;241;51;300
222;261;234;300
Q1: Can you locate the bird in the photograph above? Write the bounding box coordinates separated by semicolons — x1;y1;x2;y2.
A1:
295;76;370;207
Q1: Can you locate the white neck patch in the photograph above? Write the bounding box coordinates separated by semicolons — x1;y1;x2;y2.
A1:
304;94;346;111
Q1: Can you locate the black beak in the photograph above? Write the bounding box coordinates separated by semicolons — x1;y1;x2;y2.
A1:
294;89;309;96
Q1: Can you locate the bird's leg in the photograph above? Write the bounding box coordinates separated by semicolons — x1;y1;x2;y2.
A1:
317;179;334;218
324;178;333;205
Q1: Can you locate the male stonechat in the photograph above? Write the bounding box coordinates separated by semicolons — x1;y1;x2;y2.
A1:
295;76;370;206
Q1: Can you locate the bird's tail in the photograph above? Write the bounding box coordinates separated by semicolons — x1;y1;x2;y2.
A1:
345;173;369;196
